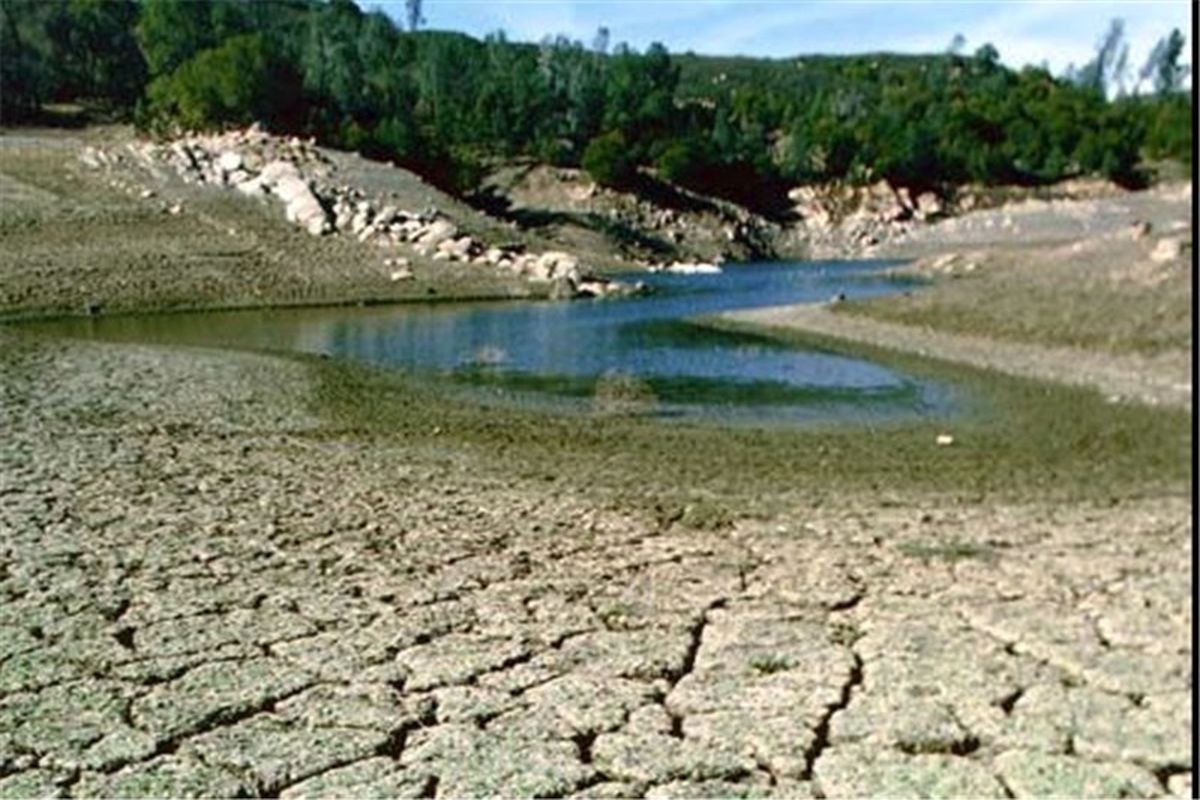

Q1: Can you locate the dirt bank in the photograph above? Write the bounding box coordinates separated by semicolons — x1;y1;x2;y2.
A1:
723;303;1191;410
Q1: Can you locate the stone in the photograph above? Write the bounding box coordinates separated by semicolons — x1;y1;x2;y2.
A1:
416;219;458;246
916;192;943;219
259;160;302;186
401;725;593;797
217;151;243;173
74;757;254;799
532;251;580;282
1150;237;1183;262
234;177;266;197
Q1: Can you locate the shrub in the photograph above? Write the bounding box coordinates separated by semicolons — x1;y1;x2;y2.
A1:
144;34;299;131
582;131;636;187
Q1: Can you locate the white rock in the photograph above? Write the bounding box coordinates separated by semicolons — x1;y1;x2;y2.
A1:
665;262;721;274
1150;238;1183;263
531;251;580;281
273;175;312;205
375;205;398;226
416;219;458;246
235;176;267;196
259;160;301;186
389;268;414;281
218;151;243;172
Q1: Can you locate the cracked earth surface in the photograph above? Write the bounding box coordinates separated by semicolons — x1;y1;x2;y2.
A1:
0;330;1191;798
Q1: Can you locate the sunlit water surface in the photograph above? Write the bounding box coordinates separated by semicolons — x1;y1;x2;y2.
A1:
29;260;962;425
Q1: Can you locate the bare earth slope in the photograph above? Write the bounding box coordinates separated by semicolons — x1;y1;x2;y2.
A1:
0;128;571;319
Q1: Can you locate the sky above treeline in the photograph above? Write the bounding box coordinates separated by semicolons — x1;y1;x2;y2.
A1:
365;0;1191;80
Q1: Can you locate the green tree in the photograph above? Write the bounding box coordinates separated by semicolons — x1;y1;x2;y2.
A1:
43;0;144;106
145;34;299;131
582;130;635;186
0;1;53;120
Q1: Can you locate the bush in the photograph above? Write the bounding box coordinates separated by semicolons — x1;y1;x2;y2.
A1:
1144;96;1193;166
582;131;636;187
654;138;706;185
144;34;299;131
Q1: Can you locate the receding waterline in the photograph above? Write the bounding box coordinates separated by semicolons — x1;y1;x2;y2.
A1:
20;260;961;425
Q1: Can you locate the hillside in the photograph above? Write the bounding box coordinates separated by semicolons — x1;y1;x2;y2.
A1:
2;0;1191;216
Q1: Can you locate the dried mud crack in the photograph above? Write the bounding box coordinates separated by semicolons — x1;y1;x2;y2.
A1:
0;325;1191;798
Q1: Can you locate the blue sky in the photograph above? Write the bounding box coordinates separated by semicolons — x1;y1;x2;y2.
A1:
366;1;1191;81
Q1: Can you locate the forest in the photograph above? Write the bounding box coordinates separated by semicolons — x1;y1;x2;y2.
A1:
1;0;1192;208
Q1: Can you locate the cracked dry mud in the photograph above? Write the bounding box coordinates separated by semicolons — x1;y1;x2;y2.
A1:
0;330;1191;798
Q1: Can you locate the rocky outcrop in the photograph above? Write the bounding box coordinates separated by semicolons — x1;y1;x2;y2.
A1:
787;180;950;257
78;126;642;300
480;164;781;267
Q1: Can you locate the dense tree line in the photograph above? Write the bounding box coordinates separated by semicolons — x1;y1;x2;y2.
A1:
1;0;1191;205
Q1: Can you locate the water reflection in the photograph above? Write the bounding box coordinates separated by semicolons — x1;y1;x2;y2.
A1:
23;260;957;425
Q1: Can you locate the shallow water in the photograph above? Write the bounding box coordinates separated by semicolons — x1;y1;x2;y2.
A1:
27;260;961;425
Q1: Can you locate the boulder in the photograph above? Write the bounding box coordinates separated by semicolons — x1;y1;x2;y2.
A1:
273;175;312;205
532;251;580;282
218;151;243;173
416;219;458;246
274;176;329;235
259;160;301;186
915;192;943;219
1150;237;1183;263
375;205;398;226
234;176;267;196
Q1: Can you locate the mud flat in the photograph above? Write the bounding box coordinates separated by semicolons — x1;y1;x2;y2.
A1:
0;321;1192;798
0;131;1192;798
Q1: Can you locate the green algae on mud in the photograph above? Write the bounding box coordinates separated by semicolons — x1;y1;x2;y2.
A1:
305;317;1190;520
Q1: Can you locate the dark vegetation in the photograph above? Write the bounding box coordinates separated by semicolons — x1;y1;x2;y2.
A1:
1;0;1192;206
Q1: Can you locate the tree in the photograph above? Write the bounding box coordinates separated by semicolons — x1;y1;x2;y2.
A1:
145;34;300;131
136;0;249;79
591;26;609;55
1139;29;1187;96
1075;18;1127;97
582;131;635;186
973;43;1000;70
405;0;424;32
0;1;52;120
45;0;145;107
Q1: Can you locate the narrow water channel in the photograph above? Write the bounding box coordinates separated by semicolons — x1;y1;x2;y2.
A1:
23;260;960;425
